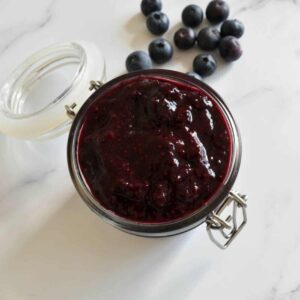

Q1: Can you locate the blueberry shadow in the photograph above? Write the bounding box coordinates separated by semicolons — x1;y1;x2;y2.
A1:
124;12;154;50
207;51;234;85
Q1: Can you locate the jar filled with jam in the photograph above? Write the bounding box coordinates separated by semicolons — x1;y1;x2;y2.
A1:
0;42;247;249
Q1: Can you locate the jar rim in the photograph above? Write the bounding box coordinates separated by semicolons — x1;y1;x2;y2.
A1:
67;69;242;236
0;41;105;139
0;43;86;118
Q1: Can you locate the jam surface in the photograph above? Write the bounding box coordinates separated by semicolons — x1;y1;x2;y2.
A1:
77;75;232;223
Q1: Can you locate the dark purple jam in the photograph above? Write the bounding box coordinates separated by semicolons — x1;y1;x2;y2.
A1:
77;75;232;223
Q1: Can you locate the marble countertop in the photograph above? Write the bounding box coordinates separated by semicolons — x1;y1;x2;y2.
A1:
1;0;300;299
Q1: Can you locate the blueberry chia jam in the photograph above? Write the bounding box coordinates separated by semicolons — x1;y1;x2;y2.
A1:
77;75;232;223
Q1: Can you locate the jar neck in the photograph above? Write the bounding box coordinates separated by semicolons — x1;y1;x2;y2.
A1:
67;69;242;236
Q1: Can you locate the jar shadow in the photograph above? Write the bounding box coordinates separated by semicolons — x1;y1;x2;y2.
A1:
0;134;68;198
0;191;193;297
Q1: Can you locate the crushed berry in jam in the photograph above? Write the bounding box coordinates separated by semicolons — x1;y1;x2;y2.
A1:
77;75;232;223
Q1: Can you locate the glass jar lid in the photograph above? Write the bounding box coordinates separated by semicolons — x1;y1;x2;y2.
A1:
0;41;105;139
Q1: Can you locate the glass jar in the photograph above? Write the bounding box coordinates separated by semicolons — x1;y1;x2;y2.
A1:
0;42;247;249
0;41;105;139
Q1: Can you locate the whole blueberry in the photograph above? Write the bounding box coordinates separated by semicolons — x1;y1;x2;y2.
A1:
126;51;152;72
206;0;230;24
147;11;169;35
174;28;196;50
197;27;221;51
193;54;217;77
186;72;202;81
141;0;162;16
149;38;173;64
221;19;244;38
182;5;204;28
219;36;242;62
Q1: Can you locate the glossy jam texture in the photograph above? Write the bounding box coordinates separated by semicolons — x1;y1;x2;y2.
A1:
77;75;232;223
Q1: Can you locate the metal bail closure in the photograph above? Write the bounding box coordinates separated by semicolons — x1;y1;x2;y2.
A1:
206;192;247;249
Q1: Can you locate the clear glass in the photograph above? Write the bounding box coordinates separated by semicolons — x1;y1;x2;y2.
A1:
0;41;105;139
0;43;86;118
67;70;242;237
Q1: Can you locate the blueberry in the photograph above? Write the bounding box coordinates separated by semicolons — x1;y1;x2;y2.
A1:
219;36;242;62
174;28;196;50
126;51;152;72
186;72;202;81
149;38;173;64
147;12;169;35
206;0;230;23
197;27;221;51
221;19;244;38
141;0;162;16
182;5;204;28
193;54;217;77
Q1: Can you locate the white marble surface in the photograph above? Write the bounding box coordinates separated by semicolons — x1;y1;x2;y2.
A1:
0;0;300;299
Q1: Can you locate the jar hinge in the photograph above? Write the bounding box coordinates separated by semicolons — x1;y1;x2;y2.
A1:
65;80;104;119
65;103;77;119
89;80;103;91
206;192;247;249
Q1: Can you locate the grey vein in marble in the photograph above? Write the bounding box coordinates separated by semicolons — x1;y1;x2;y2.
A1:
0;168;55;203
235;0;299;14
0;0;55;55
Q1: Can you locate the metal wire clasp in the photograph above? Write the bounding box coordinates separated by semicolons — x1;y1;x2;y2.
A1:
206;192;247;249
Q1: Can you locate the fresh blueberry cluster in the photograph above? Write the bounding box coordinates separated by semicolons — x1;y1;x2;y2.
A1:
126;0;244;79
